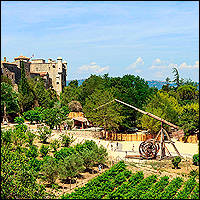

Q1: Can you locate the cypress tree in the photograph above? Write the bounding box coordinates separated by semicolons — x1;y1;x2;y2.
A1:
18;61;34;112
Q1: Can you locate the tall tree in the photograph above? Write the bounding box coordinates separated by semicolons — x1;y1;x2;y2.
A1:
1;82;20;117
139;91;182;134
18;61;34;112
83;88;125;133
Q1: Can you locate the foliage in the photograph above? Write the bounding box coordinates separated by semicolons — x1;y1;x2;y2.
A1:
37;126;52;144
23;107;44;124
83;88;125;133
75;140;108;170
172;156;182;169
193;154;199;166
157;176;184;199
27;76;58;109
40;156;59;185
40;144;50;157
177;85;197;101
1;75;12;85
57;154;84;181
50;139;60;152
1;82;20;115
178;102;199;135
25;145;39;158
1;145;47;199
174;177;197;199
68;100;83;112
42;105;66;129
140;91;182;133
14;116;25;124
18;61;35;112
26;130;36;146
189;169;199;178
60;132;75;147
54;147;77;161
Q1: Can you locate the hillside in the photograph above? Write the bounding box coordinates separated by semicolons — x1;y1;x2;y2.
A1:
66;79;174;90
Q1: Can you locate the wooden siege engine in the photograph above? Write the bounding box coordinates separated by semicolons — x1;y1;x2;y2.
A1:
94;99;184;160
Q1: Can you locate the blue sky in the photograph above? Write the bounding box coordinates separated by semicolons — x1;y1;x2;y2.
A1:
1;1;199;82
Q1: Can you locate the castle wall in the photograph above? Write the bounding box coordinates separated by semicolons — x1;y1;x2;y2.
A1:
2;55;67;96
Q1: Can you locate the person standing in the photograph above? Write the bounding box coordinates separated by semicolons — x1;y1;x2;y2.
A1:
116;142;119;149
132;144;134;152
98;164;102;174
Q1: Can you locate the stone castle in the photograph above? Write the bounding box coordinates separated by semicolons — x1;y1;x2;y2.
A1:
1;55;67;95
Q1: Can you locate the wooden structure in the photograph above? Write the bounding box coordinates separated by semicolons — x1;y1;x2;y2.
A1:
94;99;183;160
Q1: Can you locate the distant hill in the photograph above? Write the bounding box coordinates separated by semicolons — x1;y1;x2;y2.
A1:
66;79;173;90
66;79;198;90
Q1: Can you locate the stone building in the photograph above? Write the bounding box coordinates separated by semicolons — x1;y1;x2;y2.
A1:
1;55;67;95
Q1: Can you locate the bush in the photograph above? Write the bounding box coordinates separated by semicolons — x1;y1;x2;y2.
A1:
50;139;60;152
40;144;50;157
14;117;25;125
60;132;74;147
193;154;199;166
37;126;52;144
25;145;39;158
172;156;182;169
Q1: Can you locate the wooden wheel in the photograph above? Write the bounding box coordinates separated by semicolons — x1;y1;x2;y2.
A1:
139;139;160;159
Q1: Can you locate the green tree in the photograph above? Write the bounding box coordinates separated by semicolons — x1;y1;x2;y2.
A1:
50;139;60;152
178;102;199;134
1;82;20;117
60;84;81;107
1;145;47;199
177;85;197;101
139;91;182;134
68;100;83;112
18;61;35;112
60;132;75;147
40;144;50;157
75;140;108;170
83;88;125;133
37;126;52;144
40;156;59;185
1;75;12;86
57;154;84;188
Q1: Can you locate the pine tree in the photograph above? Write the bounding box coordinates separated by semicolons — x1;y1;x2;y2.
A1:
18;61;34;112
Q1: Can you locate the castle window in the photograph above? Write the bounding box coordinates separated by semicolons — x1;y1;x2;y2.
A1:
57;82;59;84
36;67;38;71
53;65;55;68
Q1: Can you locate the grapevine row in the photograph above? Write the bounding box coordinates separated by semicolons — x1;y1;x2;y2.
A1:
123;174;158;199
140;175;169;199
155;176;183;199
61;161;131;199
190;183;199;199
104;171;144;199
174;177;197;199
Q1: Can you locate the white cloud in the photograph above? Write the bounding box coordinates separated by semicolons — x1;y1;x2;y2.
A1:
79;62;109;74
149;59;199;70
179;60;199;69
126;57;144;70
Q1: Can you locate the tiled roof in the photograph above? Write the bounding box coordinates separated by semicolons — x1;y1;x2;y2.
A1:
14;54;30;60
73;117;88;123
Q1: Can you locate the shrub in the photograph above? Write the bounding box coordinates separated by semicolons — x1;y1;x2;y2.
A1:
50;139;60;152
37;126;52;144
14;117;25;125
25;145;39;158
60;132;74;147
40;144;50;157
172;156;182;169
41;156;58;185
193;154;199;166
